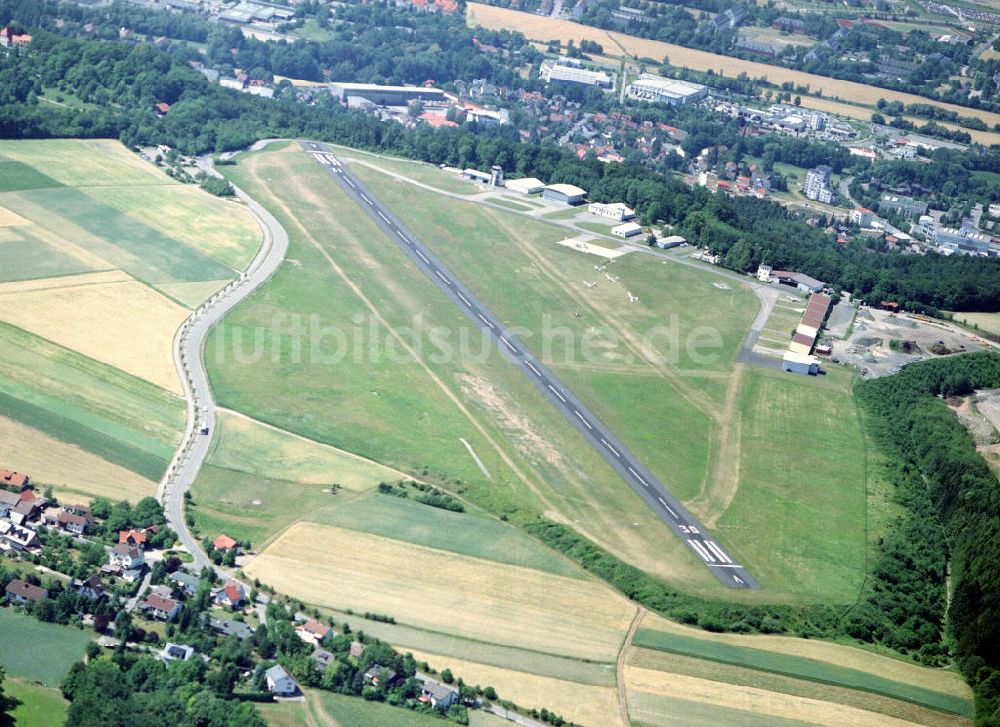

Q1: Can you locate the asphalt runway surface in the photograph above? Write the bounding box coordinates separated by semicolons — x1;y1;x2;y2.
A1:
302;141;758;589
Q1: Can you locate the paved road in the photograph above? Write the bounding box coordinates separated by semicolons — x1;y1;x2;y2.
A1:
303;141;758;589
158;182;289;575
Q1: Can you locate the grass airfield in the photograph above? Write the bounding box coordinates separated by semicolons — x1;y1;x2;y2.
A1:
216;144;970;726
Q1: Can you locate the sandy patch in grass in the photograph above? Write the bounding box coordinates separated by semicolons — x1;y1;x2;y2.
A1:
404;648;623;727
0;274;188;394
625;667;919;727
246;522;633;661
0;414;157;501
0;206;30;227
640;612;971;700
211;409;407;489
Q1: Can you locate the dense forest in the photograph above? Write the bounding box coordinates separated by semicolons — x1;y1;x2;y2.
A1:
857;353;1000;726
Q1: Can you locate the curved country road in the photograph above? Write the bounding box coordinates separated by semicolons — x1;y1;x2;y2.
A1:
158;185;289;574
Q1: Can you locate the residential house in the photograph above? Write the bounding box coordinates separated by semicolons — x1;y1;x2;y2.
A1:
119;530;148;549
106;543;144;581
265;665;297;696
296;620;333;647
311;648;335;670
363;665;398;687
0;469;29;490
0;490;21;519
0;521;39;551
208;618;255;640
138;593;181;621
416;673;460;709
74;574;105;601
168;570;200;596
160;642;196;662
58;510;90;536
213;582;246;610
213;534;238;553
5;579;47;605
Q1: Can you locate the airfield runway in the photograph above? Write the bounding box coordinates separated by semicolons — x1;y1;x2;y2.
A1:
302;141;758;590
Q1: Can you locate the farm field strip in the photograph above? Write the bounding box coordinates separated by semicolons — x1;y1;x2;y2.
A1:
245;522;636;662
403;647;623;727
632;628;971;716
626;647;972;727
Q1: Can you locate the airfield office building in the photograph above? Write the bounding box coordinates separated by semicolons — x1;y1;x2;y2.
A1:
329;83;446;107
542;184;587;205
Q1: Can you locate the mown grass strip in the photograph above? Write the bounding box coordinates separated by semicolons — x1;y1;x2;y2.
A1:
632;629;972;717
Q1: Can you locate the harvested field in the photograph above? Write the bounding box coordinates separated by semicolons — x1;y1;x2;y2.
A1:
0;273;188;393
83;185;260;269
627;690;812;727
0;414;157;501
624;667;924;727
639;612;972;701
403;648;623;727
245;522;634;661
0;139;167;187
210;409;403;489
466;4;1000;144
627;648;972;727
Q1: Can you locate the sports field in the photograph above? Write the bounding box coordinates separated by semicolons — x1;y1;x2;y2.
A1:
465;4;1000;145
212;145;710;592
343;157;870;603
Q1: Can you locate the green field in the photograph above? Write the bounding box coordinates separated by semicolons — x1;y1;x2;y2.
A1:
5;678;69;727
0;608;92;685
212;145;708;592
0;159;64;193
717;365;868;601
632;629;972;716
0;322;183;481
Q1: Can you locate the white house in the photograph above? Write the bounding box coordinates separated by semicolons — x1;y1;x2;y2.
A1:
265;665;297;696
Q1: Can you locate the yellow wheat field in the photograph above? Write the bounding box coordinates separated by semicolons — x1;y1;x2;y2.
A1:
625;667;923;727
0;273;188;394
0;415;157;501
245;522;634;661
404;648;623;727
